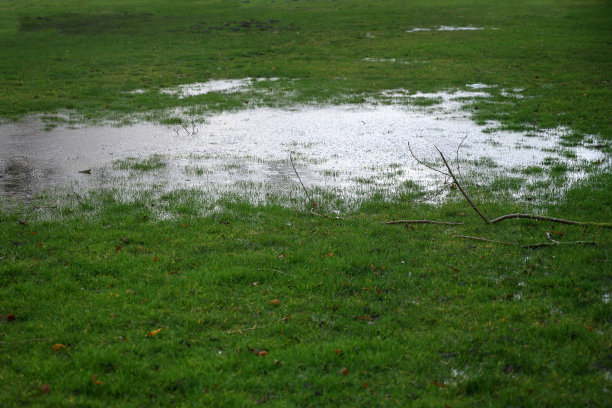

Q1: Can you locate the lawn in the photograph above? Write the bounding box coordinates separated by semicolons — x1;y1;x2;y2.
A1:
0;0;611;406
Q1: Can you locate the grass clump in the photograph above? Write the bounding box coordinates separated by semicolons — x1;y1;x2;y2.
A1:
112;154;167;172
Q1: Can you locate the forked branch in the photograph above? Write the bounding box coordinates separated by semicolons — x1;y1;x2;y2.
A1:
401;142;612;228
435;146;489;224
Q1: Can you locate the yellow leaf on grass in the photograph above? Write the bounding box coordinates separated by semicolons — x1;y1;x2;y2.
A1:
52;343;66;352
146;328;162;337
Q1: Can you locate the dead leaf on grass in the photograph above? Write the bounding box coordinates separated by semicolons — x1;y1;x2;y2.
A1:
51;343;66;352
91;374;103;385
247;347;268;357
146;328;162;337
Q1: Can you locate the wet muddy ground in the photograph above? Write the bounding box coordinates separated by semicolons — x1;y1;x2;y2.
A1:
0;88;607;205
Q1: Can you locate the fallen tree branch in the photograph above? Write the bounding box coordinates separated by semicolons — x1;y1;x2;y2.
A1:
455;234;598;249
489;213;612;228
520;240;598;249
410;181;453;203
384;220;464;225
435;147;610;228
455;234;517;246
455;134;469;183
436;147;489;224
408;142;448;176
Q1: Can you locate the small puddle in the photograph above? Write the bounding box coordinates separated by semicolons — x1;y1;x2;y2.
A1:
406;26;488;33
157;78;278;98
0;89;607;206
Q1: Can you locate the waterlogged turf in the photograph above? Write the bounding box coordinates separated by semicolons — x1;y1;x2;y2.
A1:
1;90;607;203
0;0;611;407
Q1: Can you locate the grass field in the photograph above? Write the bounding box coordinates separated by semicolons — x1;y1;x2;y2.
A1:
1;0;611;406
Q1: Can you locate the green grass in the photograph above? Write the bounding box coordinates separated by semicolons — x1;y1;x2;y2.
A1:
112;155;167;172
0;0;610;139
1;0;611;406
1;177;611;407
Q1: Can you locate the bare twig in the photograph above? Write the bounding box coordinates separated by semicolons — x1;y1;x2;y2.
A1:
175;119;200;137
289;153;343;220
489;213;612;228
436;147;489;224
289;153;316;209
400;138;612;232
384;220;464;225
455;134;469;182
521;241;598;249
455;234;517;246
408;181;453;203
407;142;448;176
73;189;82;204
455;234;598;249
227;316;291;334
256;268;289;276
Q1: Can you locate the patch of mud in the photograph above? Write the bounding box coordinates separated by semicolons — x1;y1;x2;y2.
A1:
158;78;278;98
0;90;607;207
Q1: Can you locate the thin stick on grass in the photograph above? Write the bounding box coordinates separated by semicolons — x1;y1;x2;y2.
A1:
455;234;518;246
257;268;290;276
384;220;464;225
489;213;612;227
227;316;291;334
455;234;598;248
520;240;598;249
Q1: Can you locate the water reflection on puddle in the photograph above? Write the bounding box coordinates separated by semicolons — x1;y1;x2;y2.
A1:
0;90;607;206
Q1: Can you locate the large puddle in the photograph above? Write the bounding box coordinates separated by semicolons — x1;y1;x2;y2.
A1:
0;88;607;207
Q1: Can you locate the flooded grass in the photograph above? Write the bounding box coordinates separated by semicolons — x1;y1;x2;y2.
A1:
1;89;608;207
112;154;166;172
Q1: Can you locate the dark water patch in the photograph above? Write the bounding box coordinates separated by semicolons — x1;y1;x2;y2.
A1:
19;12;154;34
184;19;297;34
